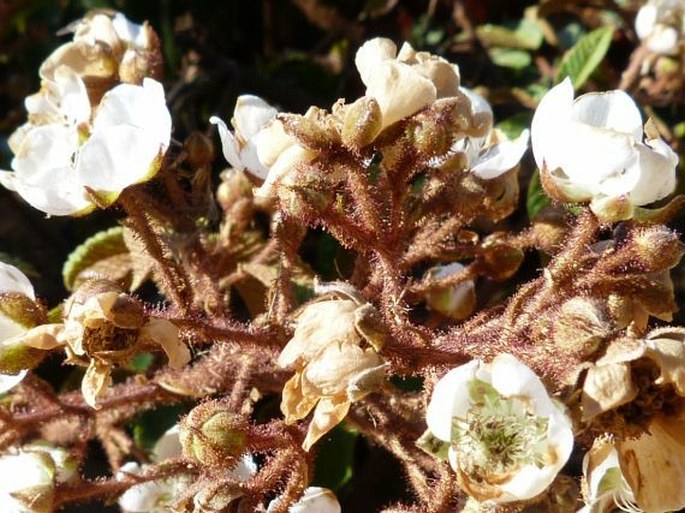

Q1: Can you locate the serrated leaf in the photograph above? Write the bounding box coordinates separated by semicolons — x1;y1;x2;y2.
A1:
62;227;129;291
527;169;552;220
556;26;614;89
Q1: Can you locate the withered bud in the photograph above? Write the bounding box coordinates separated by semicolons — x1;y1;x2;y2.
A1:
118;23;164;84
279;107;340;151
184;131;215;170
216;170;254;212
552;297;613;358
528;207;570;253
478;235;524;281
180;401;248;467
342;96;382;149
69;279;145;330
628;225;684;272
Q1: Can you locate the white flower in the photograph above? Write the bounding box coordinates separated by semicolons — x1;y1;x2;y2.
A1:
531;78;678;219
635;0;685;55
354;38;461;131
118;425;257;513
1;74;171;216
267;487;341;513
210;95;294;179
578;437;639;513
0;451;56;513
456;87;530;180
425;354;574;503
0;262;38;393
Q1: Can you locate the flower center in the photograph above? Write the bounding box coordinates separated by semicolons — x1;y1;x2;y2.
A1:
451;380;550;481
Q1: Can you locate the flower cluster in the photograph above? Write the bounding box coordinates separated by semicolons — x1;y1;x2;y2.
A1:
0;12;171;216
635;0;685;55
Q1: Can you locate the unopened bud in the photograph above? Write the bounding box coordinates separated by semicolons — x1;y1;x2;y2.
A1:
425;263;476;320
342;96;382;149
479;236;524;281
180;401;248;467
406;98;468;158
629;225;684;272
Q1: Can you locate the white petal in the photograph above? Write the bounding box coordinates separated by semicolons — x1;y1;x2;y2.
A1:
0;262;35;298
232;95;278;141
209;116;242;170
254;144;314;200
5;125;92;216
365;61;436;129
625;138;678;206
460;86;493;117
112;13;148;48
118;478;173;512
230;453;258;482
152;425;182;461
531;77;574;172
571;90;643;140
425;360;481;442
488;354;554;416
354;38;398;86
138;319;189;369
267;487;341;513
472;129;530;180
646;26;679;54
0;371;27;394
0;452;54;495
635;4;658;40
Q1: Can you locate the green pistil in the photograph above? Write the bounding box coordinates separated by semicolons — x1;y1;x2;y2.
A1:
452;382;549;480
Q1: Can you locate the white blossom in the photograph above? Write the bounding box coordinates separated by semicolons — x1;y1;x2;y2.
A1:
456;87;530;180
425;354;573;503
531;77;678;219
118;425;256;513
635;0;685;55
0;75;171;216
210;95;294;179
267;487;341;513
0;262;37;393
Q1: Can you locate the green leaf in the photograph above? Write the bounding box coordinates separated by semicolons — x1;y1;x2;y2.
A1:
556;26;614;89
312;424;358;491
527;170;552;220
476;18;543;50
496;112;533;139
62;226;129;291
488;47;531;69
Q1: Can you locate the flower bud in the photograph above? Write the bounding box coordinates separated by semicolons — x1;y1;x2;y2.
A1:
180;401;248;467
479;235;524;281
589;195;634;223
424;263;476;320
628;225;685;272
342;96;382;149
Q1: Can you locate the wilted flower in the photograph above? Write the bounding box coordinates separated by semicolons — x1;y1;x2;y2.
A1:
354;38;461;131
0;73;171;216
118;425;257;513
580;327;685;421
40;11;161;85
267;486;341;513
635;0;685;55
278;294;386;450
424;263;476;320
579;436;639;513
41;280;190;408
531;77;678;221
0;444;77;513
425;354;574;503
